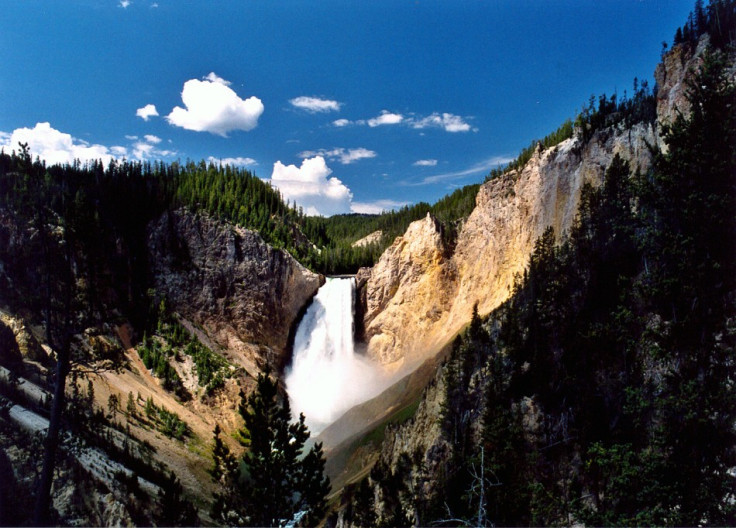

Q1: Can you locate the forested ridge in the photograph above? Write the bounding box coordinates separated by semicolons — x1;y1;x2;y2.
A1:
342;18;736;526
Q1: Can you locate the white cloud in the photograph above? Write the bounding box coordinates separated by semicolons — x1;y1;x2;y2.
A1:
204;72;231;86
290;96;342;113
411;112;472;132
299;147;376;165
0;122;118;166
413;159;438;167
207;156;257;167
268;156;352;217
136;104;159;121
0;123;179;166
367;110;404;127
339;110;474;133
132;142;153;158
351;199;410;215
119;0;131;8
151;2;159;7
166;73;264;136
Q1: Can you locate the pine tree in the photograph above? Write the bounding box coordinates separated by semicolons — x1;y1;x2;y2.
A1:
213;372;330;526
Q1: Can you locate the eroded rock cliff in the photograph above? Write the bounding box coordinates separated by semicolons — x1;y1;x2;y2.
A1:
147;208;323;373
360;123;656;371
359;37;720;374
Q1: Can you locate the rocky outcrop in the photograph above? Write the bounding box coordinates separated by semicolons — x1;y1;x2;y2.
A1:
352;230;383;248
360;124;656;371
147;209;322;373
358;214;457;369
0;310;47;364
655;36;709;126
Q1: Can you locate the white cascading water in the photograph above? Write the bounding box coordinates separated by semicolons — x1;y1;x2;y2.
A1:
286;277;388;434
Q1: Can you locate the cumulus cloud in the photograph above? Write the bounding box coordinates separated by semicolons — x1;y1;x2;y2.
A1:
413;159;438;167
268;156;352;217
290;96;342;113
207;156;257;167
351;199;410;215
136;104;159;121
299;147;376;165
119;0;131;8
0;122;179;166
367;110;404;127
411;112;473;132
0;122;120;166
332;118;351;127
166;73;264;136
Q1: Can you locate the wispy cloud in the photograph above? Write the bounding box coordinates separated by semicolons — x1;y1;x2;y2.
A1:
119;0;131;8
407;156;514;185
166;72;263;136
136;104;159;121
290;96;342;113
207;156;257;167
299;147;377;165
413;159;438;167
351;199;410;215
336;110;474;133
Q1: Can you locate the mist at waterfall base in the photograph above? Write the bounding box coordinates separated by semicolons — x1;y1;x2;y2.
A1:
285;278;390;434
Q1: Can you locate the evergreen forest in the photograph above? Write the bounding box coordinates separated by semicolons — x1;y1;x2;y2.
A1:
343;34;736;526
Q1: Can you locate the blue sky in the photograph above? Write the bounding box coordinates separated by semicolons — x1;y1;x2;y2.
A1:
1;0;693;215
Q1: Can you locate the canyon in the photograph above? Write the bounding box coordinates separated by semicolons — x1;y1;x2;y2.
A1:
0;28;730;525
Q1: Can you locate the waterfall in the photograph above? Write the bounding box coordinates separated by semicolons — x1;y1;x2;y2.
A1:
286;277;387;433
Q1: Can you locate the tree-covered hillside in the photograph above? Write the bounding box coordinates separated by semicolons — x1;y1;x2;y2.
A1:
343;34;736;526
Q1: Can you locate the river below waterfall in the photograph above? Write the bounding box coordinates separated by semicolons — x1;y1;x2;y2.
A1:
285;277;390;434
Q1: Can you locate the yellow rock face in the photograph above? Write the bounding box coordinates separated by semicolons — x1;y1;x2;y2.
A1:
360;123;657;375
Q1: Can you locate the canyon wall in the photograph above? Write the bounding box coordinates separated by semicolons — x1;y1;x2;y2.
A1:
147;208;323;373
360;123;656;372
358;37;720;374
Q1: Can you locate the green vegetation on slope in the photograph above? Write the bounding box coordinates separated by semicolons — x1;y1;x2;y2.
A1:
311;183;481;274
347;45;736;526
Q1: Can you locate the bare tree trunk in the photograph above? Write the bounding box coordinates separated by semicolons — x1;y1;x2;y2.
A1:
32;341;70;526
